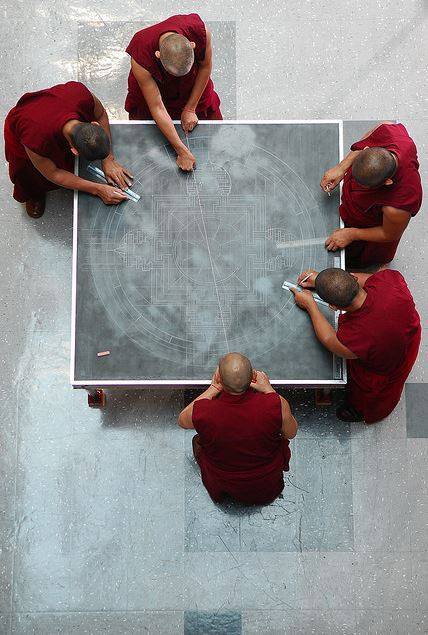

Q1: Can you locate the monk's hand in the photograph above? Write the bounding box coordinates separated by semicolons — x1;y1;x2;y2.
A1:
95;183;129;205
250;370;275;394
210;367;222;393
320;165;345;193
176;149;196;172
102;157;134;190
181;107;198;134
297;269;319;288
290;287;317;312
325;227;355;251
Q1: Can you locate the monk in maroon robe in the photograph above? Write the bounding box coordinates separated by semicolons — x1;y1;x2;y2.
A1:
125;14;222;172
320;122;422;267
292;268;421;423
178;353;297;505
4;81;132;217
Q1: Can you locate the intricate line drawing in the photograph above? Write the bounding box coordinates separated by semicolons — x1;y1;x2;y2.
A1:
75;124;340;378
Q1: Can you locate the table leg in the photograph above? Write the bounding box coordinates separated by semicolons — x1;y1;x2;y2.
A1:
315;388;332;406
87;388;106;408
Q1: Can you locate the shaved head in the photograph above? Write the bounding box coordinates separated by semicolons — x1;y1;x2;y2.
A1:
159;33;194;76
352;147;396;187
315;268;360;308
219;353;253;394
69;123;110;161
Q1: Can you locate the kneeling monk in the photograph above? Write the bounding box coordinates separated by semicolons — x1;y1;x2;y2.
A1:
292;268;421;424
321;122;422;267
4;81;132;217
125;14;222;171
178;353;297;505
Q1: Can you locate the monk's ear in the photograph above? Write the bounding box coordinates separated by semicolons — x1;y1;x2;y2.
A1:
70;146;79;157
384;178;393;186
252;369;257;382
91;121;100;127
155;50;161;59
190;41;196;49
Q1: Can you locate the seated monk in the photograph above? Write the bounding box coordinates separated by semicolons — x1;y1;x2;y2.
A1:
178;353;297;506
125;13;222;171
291;268;421;423
4;81;133;218
320;122;422;267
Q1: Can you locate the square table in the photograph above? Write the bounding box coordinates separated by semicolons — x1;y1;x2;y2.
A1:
71;121;346;404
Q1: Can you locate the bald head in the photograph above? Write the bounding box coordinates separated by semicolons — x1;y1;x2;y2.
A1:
69;123;110;161
315;268;360;308
159;33;194;76
218;353;253;394
352;147;396;187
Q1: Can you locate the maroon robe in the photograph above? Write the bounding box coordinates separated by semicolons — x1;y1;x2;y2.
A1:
340;123;422;266
337;270;421;423
192;390;291;505
125;14;221;120
4;82;95;202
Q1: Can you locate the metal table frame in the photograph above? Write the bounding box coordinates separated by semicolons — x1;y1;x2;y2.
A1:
71;120;347;402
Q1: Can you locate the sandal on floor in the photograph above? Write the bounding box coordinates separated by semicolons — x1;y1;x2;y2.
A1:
25;197;46;218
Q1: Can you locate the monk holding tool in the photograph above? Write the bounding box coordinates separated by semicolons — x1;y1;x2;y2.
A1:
4;81;132;218
125;14;222;172
321;122;422;267
178;353;297;505
291;268;421;424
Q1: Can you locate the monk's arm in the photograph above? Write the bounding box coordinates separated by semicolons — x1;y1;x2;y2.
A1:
24;148;128;204
306;304;357;359
279;397;298;440
130;59;195;169
184;29;213;113
178;385;221;429
321;120;396;191
326;206;410;251
91;94;133;189
350;206;411;243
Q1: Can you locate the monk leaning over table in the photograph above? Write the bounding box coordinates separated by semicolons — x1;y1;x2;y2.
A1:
125;13;222;171
291;268;421;424
178;353;297;506
321;122;422;268
4;81;132;218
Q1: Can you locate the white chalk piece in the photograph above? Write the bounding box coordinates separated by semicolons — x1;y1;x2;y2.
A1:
282;280;330;307
97;351;110;357
87;164;140;202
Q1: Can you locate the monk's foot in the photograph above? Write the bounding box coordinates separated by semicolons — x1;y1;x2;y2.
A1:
336;402;364;422
25;197;46;218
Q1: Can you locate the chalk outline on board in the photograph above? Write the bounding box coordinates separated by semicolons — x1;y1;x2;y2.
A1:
71;122;343;383
87;141;321;360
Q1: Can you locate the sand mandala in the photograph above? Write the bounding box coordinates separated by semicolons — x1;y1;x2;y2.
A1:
73;122;344;381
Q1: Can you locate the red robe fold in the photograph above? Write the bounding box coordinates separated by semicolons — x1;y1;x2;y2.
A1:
337;270;421;423
192;390;290;505
4;82;95;202
125;14;221;120
340;123;422;266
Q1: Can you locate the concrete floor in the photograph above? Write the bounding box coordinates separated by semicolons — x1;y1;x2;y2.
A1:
0;1;427;634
